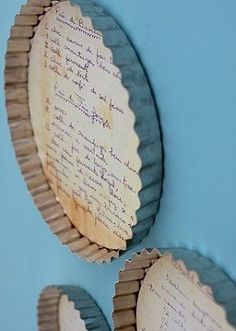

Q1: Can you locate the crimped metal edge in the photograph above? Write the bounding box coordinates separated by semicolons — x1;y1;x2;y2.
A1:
4;0;162;263
38;285;110;331
112;248;236;330
72;0;163;255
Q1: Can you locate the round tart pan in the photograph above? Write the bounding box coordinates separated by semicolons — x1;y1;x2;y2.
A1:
4;0;162;262
113;248;236;330
38;285;110;331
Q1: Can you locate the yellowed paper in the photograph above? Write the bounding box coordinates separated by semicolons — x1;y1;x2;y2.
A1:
137;255;233;331
29;1;142;249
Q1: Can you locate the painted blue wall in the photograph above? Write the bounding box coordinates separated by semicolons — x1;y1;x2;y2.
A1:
1;1;236;330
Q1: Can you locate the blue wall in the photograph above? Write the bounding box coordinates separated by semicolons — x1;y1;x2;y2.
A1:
1;1;236;330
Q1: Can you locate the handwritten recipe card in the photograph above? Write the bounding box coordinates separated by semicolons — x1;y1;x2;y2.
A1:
137;255;233;331
29;1;142;250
